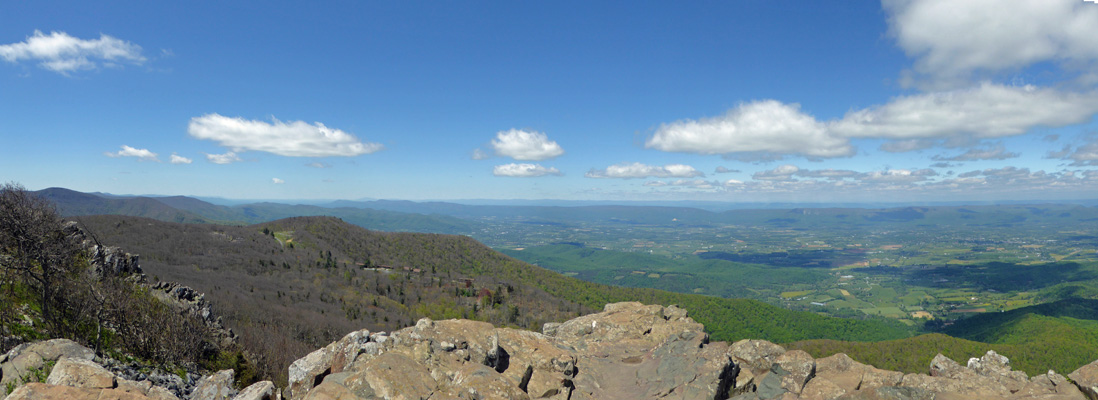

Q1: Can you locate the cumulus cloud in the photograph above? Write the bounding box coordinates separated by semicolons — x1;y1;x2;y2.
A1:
645;179;720;190
649;84;1097;157
492;163;562;177
471;148;490;160
667;163;1096;200
748;165;937;185
714;166;740;174
796;168;860;180
1046;145;1074;160
884;0;1098;88
948;166;1079;190
858;169;937;183
0;30;145;74
752;164;801;181
1047;140;1098;166
585;163;703;179
272;178;284;184
930;162;957;168
104;145;158;161
188;114;382;157
646;100;854;159
169;153;192;164
668;179;717;188
880;139;936;153
932;144;1019;161
831;83;1098;139
489;129;564;161
205;151;241;164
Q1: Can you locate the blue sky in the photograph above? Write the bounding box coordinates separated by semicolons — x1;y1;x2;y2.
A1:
4;1;1098;203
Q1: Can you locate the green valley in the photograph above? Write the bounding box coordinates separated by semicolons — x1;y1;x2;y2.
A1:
22;187;1098;386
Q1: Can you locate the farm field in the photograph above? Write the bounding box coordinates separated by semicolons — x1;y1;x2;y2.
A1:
494;205;1098;327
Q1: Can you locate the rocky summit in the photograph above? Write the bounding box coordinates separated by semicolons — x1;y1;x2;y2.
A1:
7;302;1098;399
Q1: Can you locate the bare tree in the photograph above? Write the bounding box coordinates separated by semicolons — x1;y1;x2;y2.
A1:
0;182;78;332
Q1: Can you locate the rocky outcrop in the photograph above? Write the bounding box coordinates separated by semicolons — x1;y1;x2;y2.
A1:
63;222;238;349
64;220;142;278
0;339;273;400
287;302;736;400
147;281;237;349
8;302;1098;400
1070;360;1098;400
283;302;1097;400
0;339;96;397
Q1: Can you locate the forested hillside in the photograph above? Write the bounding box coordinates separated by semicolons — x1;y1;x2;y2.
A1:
36;187;211;224
77;214;913;385
789;298;1098;376
0;185;238;386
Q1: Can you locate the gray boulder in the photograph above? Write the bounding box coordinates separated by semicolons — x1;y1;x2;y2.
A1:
1070;360;1098;400
192;369;237;400
0;338;96;396
45;357;116;389
233;380;279;400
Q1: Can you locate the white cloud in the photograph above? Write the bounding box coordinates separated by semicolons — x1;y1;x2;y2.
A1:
305;162;331;168
649;84;1098;158
667;179;716;188
1047;138;1098;166
0;30;145;74
879;139;936;153
884;0;1098;87
272;178;285;184
492;163;562;177
932;144;1019;161
585;162;704;179
104;145;158;161
858;169;937;183
714;166;740;174
489;129;564;161
752;164;800;181
205;151;241;164
749;165;936;185
644;179;720;190
647;100;854;158
188;114;383;157
471;148;490;160
796;168;861;180
169;153;192;164
831;83;1098;140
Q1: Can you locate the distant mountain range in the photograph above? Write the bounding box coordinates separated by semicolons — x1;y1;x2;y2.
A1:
34;187;477;234
36;187;1098;234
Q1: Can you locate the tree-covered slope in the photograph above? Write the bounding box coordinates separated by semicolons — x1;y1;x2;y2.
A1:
37;187;211;224
269;217;912;343
942;297;1098;343
790;298;1098;376
80;215;912;372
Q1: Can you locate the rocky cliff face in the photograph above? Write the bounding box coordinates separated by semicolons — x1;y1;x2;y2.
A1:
64;221;238;349
6;302;1098;399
